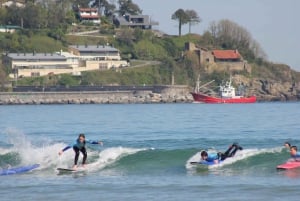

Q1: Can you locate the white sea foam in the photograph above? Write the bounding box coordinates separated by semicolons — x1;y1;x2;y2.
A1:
186;147;283;170
3;128;147;173
0;147;13;155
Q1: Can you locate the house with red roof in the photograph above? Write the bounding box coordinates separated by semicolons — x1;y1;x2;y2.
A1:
212;50;242;62
185;42;250;73
77;8;100;24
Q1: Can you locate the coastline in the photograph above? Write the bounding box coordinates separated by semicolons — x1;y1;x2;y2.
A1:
0;85;299;105
0;86;193;105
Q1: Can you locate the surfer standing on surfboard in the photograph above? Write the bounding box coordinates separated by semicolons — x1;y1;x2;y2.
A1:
200;143;243;164
58;133;103;169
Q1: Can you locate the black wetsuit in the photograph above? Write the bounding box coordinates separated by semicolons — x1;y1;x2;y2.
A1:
73;146;87;165
218;145;240;161
62;139;99;165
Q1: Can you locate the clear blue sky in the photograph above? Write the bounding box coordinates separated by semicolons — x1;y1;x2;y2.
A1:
134;0;300;71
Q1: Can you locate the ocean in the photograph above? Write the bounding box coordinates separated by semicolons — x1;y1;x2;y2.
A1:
0;103;300;201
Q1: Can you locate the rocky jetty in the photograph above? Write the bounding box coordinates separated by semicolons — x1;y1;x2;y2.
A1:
0;81;299;105
0;86;194;105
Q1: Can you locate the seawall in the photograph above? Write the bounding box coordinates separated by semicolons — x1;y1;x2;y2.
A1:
0;85;193;105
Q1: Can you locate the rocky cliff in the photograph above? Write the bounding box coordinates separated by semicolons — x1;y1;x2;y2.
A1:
232;69;300;101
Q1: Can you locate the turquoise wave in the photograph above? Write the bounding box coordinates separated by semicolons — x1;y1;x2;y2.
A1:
107;148;291;175
0;152;21;167
0;145;292;176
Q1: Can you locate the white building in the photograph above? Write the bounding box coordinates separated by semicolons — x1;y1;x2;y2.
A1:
68;45;122;60
3;46;129;78
68;45;128;71
78;8;100;24
1;1;25;8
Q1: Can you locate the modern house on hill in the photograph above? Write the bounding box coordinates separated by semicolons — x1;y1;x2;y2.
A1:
68;45;121;60
68;45;128;71
3;45;128;78
3;52;78;78
113;14;159;29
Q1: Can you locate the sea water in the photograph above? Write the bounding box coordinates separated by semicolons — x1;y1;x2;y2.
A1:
0;103;300;201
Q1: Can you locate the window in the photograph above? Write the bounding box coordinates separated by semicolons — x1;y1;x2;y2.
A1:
31;72;40;77
99;63;108;70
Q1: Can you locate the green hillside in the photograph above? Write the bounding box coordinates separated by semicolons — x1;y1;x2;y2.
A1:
2;29;300;90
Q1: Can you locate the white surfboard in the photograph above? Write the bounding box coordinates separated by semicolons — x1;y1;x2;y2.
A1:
56;167;86;174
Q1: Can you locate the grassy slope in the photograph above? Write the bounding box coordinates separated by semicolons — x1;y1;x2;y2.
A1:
6;31;300;88
29;35;66;52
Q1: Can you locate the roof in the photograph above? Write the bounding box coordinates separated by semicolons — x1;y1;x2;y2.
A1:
69;45;119;52
56;51;78;58
212;50;241;60
5;53;67;60
115;15;158;26
0;25;22;29
1;1;24;8
80;15;99;19
129;15;150;19
79;8;98;12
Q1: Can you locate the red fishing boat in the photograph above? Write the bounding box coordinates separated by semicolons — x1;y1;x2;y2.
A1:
191;77;256;104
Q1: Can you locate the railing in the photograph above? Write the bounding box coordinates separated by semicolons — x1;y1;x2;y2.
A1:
12;85;169;93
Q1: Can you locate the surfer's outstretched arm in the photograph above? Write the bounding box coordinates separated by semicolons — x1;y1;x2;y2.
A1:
86;139;103;146
58;146;71;155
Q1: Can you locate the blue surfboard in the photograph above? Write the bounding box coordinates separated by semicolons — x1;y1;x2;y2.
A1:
0;164;40;176
190;160;224;166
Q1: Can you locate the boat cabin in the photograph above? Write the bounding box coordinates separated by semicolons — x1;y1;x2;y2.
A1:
219;81;236;98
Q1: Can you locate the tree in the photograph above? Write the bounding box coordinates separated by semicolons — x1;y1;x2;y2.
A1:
65;10;76;24
117;28;134;46
93;0;116;17
22;3;48;29
73;0;90;7
4;5;22;26
25;0;36;4
208;19;266;61
103;0;116;17
185;9;201;34
118;0;142;15
46;2;68;29
171;9;189;36
0;64;7;91
0;8;8;25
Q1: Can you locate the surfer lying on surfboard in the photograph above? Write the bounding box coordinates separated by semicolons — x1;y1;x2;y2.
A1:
288;146;300;161
276;145;300;170
58;133;103;169
200;143;243;164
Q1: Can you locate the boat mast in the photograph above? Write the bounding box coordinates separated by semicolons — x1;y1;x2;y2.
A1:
194;74;201;93
194;74;215;93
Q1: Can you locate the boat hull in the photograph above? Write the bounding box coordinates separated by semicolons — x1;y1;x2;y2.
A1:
191;92;256;104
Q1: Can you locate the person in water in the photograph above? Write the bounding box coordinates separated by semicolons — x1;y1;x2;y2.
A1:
284;142;291;149
59;133;103;169
289;146;300;161
200;143;243;164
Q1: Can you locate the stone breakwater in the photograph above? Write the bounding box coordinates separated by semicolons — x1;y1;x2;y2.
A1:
0;86;194;105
